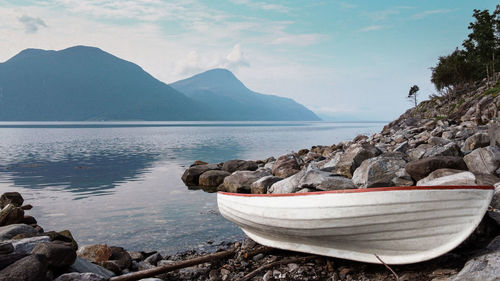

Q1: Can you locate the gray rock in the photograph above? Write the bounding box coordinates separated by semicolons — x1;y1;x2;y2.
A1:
417;171;476;186
0;204;24;226
222;160;258;173
464;146;500;174
181;164;221;186
268;170;305;194
199;170;231;188
352;153;407;188
447;235;500;281
6;236;50;255
144;252;162;266
250;176;282;194
272;154;301;178
109;246;132;270
322;153;342;169
222;169;271;193
405;156;468;181
415;168;465;186
462;132;490;152
70;257;115;279
54;273;106;281
298;169;355;191
428;137;450;146
422;142;462;158
0;193;23;209
138;279;163;281
334;144;381;178
0;253;28;271
0;243;13;255
407;145;431;161
0;254;47;281
393;141;408;153
474;173;500;185
31;242;76;267
490;183;500;225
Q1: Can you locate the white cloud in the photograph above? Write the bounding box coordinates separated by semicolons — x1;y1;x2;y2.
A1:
412;9;454;20
18;14;47;33
174;44;249;76
231;0;290;13
358;25;386;32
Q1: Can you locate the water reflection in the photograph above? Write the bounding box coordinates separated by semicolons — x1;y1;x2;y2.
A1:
1;151;157;199
0;122;385;252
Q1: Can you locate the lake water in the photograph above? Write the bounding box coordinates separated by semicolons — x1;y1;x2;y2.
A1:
0;121;385;254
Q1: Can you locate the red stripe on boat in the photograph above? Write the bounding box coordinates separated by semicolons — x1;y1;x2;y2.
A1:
218;185;494;197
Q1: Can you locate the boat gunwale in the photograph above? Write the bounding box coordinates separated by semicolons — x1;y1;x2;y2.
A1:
218;185;494;197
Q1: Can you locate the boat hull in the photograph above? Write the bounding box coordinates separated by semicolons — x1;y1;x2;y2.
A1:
217;186;494;264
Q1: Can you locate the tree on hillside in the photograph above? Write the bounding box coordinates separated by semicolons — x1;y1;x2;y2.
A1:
408;85;419;107
463;8;497;85
431;6;500;92
431;49;477;92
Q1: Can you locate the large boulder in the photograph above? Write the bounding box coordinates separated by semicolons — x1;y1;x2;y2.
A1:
0;193;23;209
7;236;50;255
0;205;24;226
31;242;76;267
250;176;283;194
0;224;37;240
0;253;28;271
422;142;462;158
464;146;500;174
108;246;132;271
70;257;115;279
222;169;271;193
0;254;48;281
416;171;476;186
181;164;221;186
415;168;464;186
198;170;231;188
462;132;490;153
272;154;301;178
352;153;409;188
447;235;500;281
298;169;355;191
268;170;305;194
334;144;381;178
405;156;468;181
222;160;258;173
77;244;112;264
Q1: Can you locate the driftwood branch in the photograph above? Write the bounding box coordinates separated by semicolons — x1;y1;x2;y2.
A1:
241;246;275;259
374;254;399;281
109;248;236;281
237;255;317;281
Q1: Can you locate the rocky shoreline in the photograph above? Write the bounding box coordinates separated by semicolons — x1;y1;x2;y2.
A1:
179;78;500;280
0;79;499;281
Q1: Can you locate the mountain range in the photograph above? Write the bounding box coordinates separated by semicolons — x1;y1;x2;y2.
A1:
0;46;319;121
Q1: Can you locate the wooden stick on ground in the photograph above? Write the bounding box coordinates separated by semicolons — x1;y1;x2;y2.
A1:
109;248;236;281
242;246;275;259
237;255;317;281
374;254;399;281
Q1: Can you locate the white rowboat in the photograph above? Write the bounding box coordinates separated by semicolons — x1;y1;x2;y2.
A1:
217;186;494;264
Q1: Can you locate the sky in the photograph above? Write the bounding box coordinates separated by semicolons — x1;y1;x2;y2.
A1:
0;0;498;121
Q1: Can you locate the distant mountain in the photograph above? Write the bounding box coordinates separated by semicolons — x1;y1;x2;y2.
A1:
0;46;214;121
170;69;320;121
0;46;319;121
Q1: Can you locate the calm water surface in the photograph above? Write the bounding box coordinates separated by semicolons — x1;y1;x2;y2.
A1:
0;121;384;254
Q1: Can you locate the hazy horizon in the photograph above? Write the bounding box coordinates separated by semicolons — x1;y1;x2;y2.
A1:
1;0;498;120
